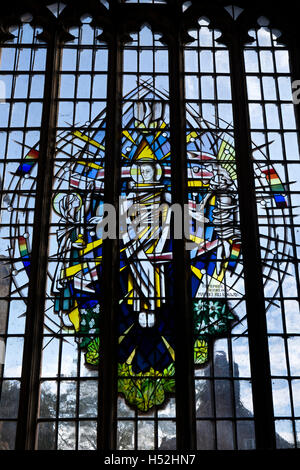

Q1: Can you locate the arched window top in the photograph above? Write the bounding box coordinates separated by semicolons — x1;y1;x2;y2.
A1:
125;23;164;47
247;17;284;48
186;17;226;48
66;23;104;46
3;21;44;46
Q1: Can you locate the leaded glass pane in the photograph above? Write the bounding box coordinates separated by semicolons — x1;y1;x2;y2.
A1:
0;21;46;450
37;21;108;450
184;17;255;450
245;19;300;449
116;25;175;450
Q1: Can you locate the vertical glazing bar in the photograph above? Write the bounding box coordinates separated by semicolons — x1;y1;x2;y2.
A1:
227;32;276;449
97;27;122;451
288;36;300;145
168;28;196;450
15;26;61;450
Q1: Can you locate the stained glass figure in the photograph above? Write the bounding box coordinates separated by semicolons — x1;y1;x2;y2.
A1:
8;77;291;412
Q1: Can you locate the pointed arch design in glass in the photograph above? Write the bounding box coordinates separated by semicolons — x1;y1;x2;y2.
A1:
244;17;300;449
184;17;256;450
0;20;47;450
46;2;67;18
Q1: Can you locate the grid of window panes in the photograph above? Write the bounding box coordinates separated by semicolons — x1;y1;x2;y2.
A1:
116;25;176;450
36;18;108;450
245;18;300;449
0;21;46;450
184;18;256;450
0;3;300;453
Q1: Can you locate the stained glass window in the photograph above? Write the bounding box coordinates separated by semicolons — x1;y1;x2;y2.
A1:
245;17;300;449
0;0;299;453
117;25;176;450
0;19;46;450
184;17;255;451
36;17;108;451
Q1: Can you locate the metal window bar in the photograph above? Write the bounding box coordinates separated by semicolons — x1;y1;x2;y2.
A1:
168;27;197;450
225;31;276;449
97;27;123;450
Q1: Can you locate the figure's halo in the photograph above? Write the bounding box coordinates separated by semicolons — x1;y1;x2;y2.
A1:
130;162;163;183
52;192;83;216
